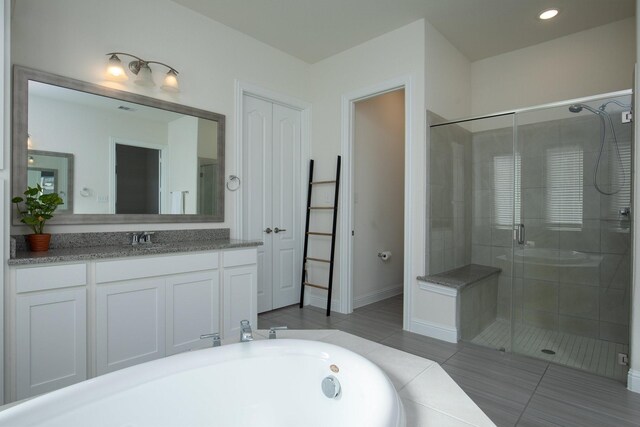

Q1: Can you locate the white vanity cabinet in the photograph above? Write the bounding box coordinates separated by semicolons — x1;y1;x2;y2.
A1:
14;263;88;400
95;252;222;374
8;247;258;402
96;278;166;375
223;250;258;338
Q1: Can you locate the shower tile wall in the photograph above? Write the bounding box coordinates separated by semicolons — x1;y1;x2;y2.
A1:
428;115;472;275
471;113;632;345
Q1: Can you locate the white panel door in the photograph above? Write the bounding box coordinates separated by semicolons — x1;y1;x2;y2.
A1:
243;95;273;313
96;279;165;375
272;104;302;308
166;271;220;355
223;266;258;339
243;95;302;313
16;288;86;399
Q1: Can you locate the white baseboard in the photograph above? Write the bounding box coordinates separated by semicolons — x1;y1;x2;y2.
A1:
409;318;458;343
628;369;640;393
353;284;403;309
305;293;342;313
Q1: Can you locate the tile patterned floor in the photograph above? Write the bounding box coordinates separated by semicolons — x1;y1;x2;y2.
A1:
259;295;640;427
472;319;629;381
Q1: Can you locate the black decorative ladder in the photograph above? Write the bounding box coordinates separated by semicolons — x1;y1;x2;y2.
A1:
299;156;341;316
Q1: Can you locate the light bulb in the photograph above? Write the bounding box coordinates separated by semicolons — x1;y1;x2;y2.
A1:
161;69;180;93
106;54;127;81
134;63;155;87
539;9;559;20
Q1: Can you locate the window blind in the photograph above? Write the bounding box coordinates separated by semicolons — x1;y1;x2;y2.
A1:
545;146;583;226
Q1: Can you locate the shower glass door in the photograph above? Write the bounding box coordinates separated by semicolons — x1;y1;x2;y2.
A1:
513;94;632;380
428;112;515;351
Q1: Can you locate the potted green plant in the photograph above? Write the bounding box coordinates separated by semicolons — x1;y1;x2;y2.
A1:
12;184;64;252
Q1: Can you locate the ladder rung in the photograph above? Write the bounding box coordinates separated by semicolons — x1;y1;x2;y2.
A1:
311;180;336;185
309;206;335;210
307;232;334;236
306;257;331;263
304;282;328;290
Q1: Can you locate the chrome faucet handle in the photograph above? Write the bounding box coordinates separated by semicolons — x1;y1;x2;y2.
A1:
128;232;141;245
269;326;288;339
200;332;221;347
240;320;254;342
139;231;155;244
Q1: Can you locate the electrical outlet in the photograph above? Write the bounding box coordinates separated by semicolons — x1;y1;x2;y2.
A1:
618;353;629;366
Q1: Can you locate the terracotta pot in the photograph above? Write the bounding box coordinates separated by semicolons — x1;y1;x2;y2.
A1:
27;233;51;252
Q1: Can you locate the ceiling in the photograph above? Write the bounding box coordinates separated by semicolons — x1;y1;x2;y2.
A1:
171;0;635;63
30;81;184;123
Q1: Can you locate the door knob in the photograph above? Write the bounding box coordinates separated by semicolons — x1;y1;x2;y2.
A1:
264;228;273;234
274;227;287;233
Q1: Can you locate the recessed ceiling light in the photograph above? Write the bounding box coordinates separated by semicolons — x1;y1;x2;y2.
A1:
539;8;559;20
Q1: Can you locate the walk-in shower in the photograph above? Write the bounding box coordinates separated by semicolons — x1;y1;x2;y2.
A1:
427;91;633;381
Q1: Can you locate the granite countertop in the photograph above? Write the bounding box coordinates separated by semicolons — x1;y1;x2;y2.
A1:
9;229;262;266
417;263;501;290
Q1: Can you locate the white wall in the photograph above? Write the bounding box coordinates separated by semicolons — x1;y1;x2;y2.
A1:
197;119;217;160
353;89;404;306
629;1;640;394
304;20;425;318
10;0;309;233
28;95;169;215
167;116;198;214
418;20;473;336
425;21;471;121
471;18;636;116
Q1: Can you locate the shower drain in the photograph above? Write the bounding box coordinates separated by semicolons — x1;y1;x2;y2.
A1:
541;349;556;355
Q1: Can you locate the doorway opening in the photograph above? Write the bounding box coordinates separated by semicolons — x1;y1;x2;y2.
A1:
114;143;161;214
352;89;405;318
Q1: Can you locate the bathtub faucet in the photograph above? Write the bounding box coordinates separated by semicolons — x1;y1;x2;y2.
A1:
240;320;254;342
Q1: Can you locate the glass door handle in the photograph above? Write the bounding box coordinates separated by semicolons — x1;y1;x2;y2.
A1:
274;227;287;233
514;224;525;244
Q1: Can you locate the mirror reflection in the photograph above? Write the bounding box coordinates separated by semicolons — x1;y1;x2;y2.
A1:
27;150;74;212
27;81;220;216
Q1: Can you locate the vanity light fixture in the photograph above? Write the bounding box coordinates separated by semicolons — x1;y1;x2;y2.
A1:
105;52;180;92
27;133;33;149
538;8;559;20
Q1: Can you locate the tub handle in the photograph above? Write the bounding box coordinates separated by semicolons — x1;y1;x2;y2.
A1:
200;332;221;347
269;326;288;339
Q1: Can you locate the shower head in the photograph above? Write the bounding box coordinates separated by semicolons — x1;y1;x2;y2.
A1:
568;103;604;116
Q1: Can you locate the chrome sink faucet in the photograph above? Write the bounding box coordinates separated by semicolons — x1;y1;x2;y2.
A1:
240;320;254;342
129;231;154;245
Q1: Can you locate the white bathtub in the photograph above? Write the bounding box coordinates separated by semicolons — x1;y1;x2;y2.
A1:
0;339;405;427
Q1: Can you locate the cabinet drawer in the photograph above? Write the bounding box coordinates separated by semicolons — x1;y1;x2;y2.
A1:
95;252;219;283
16;263;87;293
223;249;257;268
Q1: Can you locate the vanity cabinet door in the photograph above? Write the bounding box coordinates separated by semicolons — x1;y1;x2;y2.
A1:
223;265;258;338
16;288;87;399
166;271;220;355
96;278;165;375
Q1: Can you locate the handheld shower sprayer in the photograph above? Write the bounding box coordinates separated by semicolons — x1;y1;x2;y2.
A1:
568;101;630;195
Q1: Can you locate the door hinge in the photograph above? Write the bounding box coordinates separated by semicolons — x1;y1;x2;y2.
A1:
622;111;633;123
351;230;354;236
